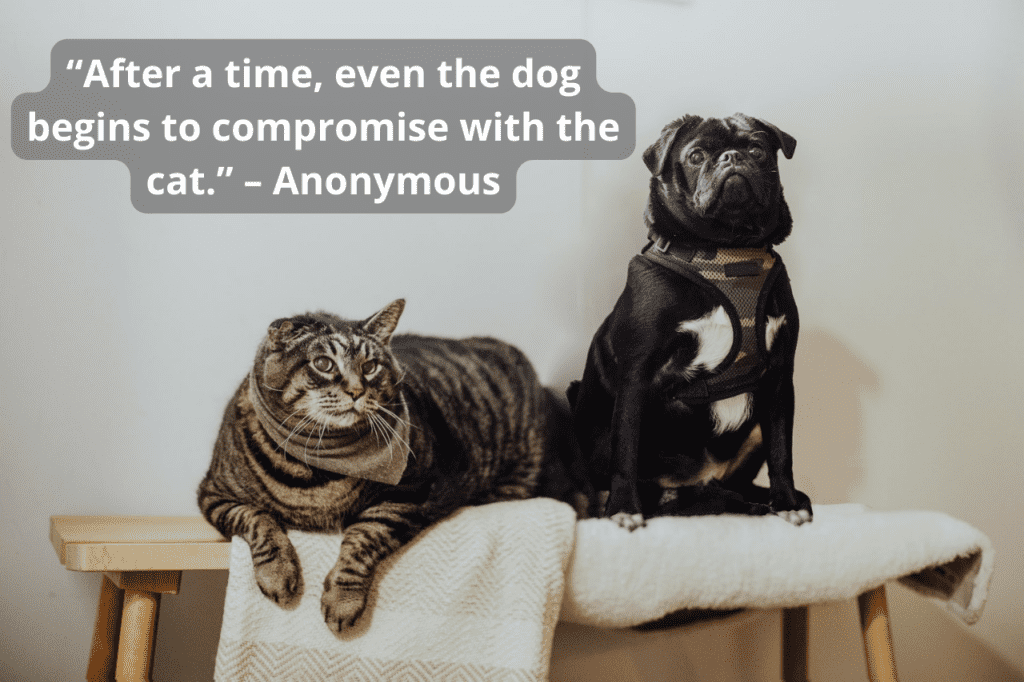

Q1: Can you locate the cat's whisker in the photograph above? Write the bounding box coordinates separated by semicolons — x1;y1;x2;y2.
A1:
275;405;303;422
368;413;388;447
301;416;325;463
276;414;315;472
368;411;387;444
276;406;307;430
314;417;328;453
280;413;317;455
382;400;419;432
375;404;414;432
366;409;385;440
371;409;412;459
366;410;392;443
309;413;334;455
366;413;380;445
369;414;399;464
375;409;415;459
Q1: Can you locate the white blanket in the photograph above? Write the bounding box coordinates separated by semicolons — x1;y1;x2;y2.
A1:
215;502;993;681
561;503;993;628
215;498;577;682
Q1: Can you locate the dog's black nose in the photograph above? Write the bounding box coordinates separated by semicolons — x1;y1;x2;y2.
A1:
719;149;740;164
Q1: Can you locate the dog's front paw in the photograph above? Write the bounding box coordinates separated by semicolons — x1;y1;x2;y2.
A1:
775;508;812;526
771;488;812;526
252;542;304;609
610;511;646;531
321;581;368;634
604;478;645;530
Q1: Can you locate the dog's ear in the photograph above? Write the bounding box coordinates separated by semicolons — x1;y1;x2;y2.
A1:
643;115;704;177
731;113;796;160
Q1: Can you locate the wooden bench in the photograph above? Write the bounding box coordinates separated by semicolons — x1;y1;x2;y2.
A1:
51;515;899;682
51;516;230;682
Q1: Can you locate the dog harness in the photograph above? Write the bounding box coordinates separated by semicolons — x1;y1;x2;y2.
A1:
641;231;786;403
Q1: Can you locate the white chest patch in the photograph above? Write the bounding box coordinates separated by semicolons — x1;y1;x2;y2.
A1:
677;306;733;379
710;392;754;435
677;310;786;435
765;314;787;351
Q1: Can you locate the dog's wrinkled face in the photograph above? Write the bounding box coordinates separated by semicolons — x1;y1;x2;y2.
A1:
644;113;796;246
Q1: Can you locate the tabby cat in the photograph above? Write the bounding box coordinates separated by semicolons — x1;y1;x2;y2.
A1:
197;299;586;634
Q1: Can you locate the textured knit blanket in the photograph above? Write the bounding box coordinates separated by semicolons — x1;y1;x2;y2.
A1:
215;502;992;682
214;498;577;682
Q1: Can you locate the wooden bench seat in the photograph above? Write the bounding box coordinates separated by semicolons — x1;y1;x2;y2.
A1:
51;514;899;682
51;515;230;572
51;516;230;682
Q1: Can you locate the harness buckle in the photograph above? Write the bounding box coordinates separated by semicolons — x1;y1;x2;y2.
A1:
654;235;672;253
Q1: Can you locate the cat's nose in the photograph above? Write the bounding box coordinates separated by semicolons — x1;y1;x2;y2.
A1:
347;385;364;400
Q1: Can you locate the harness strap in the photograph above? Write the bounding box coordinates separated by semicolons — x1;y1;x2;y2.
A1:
641;237;782;403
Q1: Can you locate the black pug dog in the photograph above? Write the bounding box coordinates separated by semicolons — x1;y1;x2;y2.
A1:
569;113;812;531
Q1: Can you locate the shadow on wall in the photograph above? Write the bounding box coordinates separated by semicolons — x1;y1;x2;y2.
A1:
887;585;1024;682
794;329;879;505
151;570;227;682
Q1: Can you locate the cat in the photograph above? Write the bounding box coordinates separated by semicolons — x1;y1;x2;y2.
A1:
197;299;587;634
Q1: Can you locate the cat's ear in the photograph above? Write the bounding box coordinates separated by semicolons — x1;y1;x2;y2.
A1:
363;299;405;345
267;319;294;351
261;319;296;388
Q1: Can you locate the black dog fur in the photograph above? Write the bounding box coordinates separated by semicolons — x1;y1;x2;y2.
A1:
569;113;812;530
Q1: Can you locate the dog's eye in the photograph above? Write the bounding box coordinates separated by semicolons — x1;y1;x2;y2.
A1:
312;356;334;373
748;145;767;161
687;149;707;165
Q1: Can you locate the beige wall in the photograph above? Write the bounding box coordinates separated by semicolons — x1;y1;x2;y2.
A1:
1;1;1021;681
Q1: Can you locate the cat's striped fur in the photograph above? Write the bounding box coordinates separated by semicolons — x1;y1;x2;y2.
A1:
197;299;587;634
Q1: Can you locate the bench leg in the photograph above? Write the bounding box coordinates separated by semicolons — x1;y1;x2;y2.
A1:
781;606;810;682
87;575;124;682
857;584;899;682
115;589;161;682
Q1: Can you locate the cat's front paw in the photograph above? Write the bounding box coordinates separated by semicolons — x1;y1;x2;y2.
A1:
252;542;304;609
321;582;368;634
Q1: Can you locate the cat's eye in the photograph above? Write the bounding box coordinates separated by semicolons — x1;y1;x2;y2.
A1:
312;356;334;373
687;149;707;165
362;360;379;375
